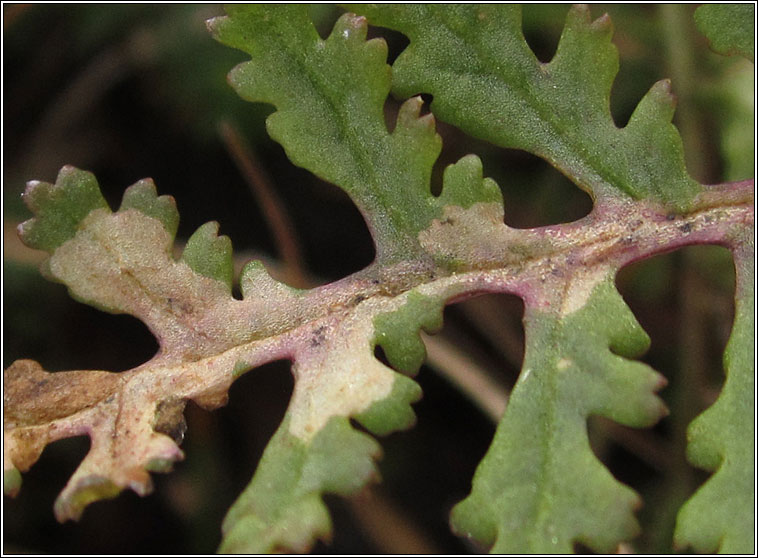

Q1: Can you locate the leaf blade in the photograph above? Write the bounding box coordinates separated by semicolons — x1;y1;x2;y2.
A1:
352;4;702;210
450;278;667;553
675;231;755;554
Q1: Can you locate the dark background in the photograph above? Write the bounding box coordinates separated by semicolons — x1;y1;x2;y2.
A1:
3;4;751;554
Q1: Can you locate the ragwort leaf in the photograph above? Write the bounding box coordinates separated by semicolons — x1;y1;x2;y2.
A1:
4;165;431;549
208;5;502;264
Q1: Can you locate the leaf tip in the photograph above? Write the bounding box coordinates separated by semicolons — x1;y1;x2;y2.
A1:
655;77;674;98
566;4;613;42
192;388;231;411
18;166;110;253
205;14;224;36
181;221;234;290
21;179;49;212
333;11;369;43
120;178;180;239
15;219;27;238
355;374;422;436
652;373;670;419
59;163;78;174
4;467;22;498
54;475;123;523
23;178;43;191
145;458;177;473
569;4;592;19
592;12;613;34
397;95;436;130
342;12;367;28
649;79;677;114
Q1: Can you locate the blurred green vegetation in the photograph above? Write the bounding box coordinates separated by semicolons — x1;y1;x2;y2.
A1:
3;4;751;554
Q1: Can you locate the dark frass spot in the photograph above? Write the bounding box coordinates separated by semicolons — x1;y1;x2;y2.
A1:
310;325;327;347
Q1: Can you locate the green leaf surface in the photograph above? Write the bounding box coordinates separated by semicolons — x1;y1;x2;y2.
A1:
695;4;755;62
19;166;109;253
674;231;755;554
451;278;668;553
373;290;445;374
220;416;380;553
181;222;234;291
351;4;702;211
119;178;180;239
